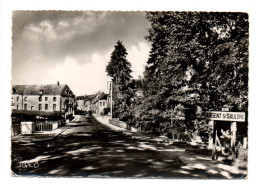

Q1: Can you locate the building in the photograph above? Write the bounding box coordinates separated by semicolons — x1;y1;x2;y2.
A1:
76;96;86;111
76;95;95;112
11;83;75;117
93;94;108;115
84;100;92;111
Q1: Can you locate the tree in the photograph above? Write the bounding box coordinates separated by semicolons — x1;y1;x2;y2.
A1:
139;12;248;137
106;41;133;120
106;40;132;85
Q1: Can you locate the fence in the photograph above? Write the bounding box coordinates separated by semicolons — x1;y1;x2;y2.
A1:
34;122;53;131
34;120;65;132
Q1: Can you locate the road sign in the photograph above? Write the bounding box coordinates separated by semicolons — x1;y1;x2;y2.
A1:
205;111;245;122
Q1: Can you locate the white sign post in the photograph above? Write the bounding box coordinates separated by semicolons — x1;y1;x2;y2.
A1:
205;111;245;122
206;111;246;161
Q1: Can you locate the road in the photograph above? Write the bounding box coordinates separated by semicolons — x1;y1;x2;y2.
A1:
11;115;246;178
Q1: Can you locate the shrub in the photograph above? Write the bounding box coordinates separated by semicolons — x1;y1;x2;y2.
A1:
235;147;248;169
102;107;111;115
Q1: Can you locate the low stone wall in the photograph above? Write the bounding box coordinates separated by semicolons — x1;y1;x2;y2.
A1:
20;119;65;134
108;119;140;132
21;122;34;134
109;119;127;129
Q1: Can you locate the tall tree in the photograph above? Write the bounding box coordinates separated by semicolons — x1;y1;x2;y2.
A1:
138;12;248;136
106;41;133;120
106;40;132;85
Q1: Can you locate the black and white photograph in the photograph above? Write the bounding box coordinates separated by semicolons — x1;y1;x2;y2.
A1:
9;10;249;179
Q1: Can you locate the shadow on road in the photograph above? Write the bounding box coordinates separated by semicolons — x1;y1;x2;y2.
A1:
11;116;246;179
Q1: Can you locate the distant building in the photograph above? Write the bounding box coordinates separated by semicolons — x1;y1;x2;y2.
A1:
11;83;75;117
76;95;95;111
76;96;86;111
93;94;108;115
84;100;92;111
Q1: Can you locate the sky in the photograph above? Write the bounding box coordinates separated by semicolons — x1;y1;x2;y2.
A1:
12;11;151;96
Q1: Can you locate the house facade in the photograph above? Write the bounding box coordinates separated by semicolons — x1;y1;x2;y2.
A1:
92;94;108;115
84;100;92;111
97;95;108;115
11;84;75;116
76;99;85;111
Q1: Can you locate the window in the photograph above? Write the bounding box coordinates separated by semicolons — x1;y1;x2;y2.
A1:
45;97;48;101
24;103;27;110
103;101;105;106
24;97;27;101
100;101;102;106
39;96;42;102
53;97;56;102
16;105;19;110
39;104;42;111
31;106;34;110
17;96;19;101
53;104;56;110
45;104;48;110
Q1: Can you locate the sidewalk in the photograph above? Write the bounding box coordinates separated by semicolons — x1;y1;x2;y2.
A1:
93;114;172;143
93;114;126;132
11;115;84;143
11;125;71;143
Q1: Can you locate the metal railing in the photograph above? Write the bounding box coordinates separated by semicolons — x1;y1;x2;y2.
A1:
34;122;53;131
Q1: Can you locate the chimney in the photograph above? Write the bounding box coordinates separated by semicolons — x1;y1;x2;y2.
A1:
57;81;60;85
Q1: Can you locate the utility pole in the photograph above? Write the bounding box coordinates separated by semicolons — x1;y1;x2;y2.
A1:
171;104;173;127
108;81;113;119
111;81;113;119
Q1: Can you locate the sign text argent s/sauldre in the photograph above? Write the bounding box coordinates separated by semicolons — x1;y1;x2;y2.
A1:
205;111;245;122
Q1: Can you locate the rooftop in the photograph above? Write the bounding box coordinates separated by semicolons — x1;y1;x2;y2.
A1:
12;84;74;96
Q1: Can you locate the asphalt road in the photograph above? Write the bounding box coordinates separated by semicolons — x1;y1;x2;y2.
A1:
11;115;246;179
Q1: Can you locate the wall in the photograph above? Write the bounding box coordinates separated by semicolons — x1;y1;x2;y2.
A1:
76;100;85;110
108;119;140;132
85;100;91;111
12;94;23;110
109;119;127;129
61;96;75;114
97;100;107;115
12;94;62;112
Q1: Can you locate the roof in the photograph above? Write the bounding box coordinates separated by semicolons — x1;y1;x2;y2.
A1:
76;95;94;101
12;84;73;96
93;94;108;104
98;94;108;101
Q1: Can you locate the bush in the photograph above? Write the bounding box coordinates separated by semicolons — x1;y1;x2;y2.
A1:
66;113;73;120
102;107;111;115
235;147;248;169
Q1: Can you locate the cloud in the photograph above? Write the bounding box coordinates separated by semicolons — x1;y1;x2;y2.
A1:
12;11;152;95
16;11;150;61
21;11;108;43
128;42;150;79
46;40;150;96
47;53;111;95
23;20;56;42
